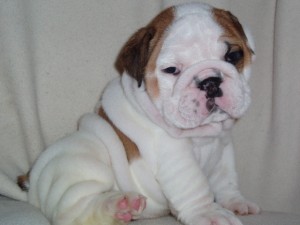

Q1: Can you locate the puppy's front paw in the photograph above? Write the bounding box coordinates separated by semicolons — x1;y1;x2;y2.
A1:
187;204;242;225
202;206;242;225
105;192;146;223
221;198;260;215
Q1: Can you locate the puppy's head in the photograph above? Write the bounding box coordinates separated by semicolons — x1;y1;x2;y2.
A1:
116;3;254;129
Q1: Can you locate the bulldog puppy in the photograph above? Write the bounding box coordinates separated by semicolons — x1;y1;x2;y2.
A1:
25;3;260;225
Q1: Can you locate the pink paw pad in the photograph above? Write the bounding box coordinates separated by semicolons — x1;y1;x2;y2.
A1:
115;212;132;222
131;197;145;212
117;197;129;210
112;193;146;223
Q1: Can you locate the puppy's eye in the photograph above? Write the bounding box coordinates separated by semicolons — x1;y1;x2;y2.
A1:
225;50;244;65
224;43;244;65
162;67;180;75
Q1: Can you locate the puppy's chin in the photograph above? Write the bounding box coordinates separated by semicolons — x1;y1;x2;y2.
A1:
202;108;230;124
163;103;231;130
161;91;210;129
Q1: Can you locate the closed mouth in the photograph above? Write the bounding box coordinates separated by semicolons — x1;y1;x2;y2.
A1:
206;98;218;113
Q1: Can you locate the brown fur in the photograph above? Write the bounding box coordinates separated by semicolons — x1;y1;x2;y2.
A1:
98;107;140;162
213;8;254;72
17;172;30;192
144;33;166;99
115;7;174;91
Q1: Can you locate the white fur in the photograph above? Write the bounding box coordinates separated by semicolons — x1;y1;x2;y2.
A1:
28;3;259;225
149;4;251;130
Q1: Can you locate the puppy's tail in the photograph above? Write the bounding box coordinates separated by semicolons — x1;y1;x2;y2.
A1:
17;171;30;192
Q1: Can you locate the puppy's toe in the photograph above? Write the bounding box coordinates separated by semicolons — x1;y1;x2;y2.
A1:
105;192;146;223
186;204;243;225
222;199;260;215
127;193;147;217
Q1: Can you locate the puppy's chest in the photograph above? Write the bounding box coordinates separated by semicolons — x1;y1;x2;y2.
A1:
133;129;194;172
192;137;226;176
131;132;225;178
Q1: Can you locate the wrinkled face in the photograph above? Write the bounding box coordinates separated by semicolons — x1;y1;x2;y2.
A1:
116;3;254;130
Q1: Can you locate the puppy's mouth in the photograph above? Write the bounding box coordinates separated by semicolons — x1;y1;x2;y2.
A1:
206;98;218;112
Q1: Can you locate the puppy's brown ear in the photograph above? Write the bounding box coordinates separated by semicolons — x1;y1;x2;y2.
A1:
115;26;156;87
213;8;254;71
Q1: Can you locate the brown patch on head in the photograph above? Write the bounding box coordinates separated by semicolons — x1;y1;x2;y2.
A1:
115;7;174;96
145;75;160;99
115;27;155;87
212;8;254;72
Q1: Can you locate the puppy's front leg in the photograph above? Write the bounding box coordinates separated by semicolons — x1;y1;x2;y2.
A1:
156;143;242;225
209;139;260;216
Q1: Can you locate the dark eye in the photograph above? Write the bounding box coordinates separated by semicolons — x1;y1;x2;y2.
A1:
225;43;244;65
162;67;180;75
225;50;244;65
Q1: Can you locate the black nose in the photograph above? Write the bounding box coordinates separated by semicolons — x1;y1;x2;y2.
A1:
198;77;223;98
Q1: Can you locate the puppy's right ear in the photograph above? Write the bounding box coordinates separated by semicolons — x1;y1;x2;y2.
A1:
115;26;156;87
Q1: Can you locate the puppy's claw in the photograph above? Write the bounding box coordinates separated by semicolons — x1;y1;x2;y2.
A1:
221;199;260;215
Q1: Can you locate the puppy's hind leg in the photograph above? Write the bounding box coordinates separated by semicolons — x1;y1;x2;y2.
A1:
29;150;146;225
62;191;146;225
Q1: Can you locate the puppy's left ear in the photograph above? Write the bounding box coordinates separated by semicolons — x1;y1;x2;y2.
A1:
115;26;156;87
242;27;255;81
244;27;255;61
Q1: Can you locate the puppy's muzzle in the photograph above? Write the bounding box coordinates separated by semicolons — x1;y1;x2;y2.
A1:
172;60;240;113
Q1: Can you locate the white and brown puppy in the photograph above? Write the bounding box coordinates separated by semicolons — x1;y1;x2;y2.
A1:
24;3;260;225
